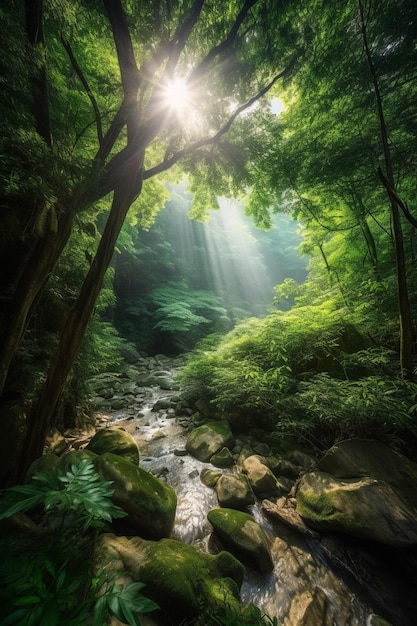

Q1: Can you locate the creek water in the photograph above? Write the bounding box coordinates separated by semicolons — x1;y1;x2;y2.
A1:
106;371;410;626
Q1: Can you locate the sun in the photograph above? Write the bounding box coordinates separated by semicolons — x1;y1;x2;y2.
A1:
163;78;190;113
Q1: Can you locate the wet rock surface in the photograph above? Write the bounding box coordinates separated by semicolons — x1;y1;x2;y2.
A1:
41;355;417;625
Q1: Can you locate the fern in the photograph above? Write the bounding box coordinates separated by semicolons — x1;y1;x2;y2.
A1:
0;459;126;530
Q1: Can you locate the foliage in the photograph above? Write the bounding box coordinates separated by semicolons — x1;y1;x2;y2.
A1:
0;458;126;529
0;459;157;626
181;301;417;448
93;580;159;626
186;601;279;626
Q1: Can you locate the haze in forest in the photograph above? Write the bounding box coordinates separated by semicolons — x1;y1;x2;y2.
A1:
113;185;307;353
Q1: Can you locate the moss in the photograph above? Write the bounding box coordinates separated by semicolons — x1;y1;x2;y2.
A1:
99;536;244;625
207;508;273;574
98;453;177;538
86;428;139;464
296;489;337;522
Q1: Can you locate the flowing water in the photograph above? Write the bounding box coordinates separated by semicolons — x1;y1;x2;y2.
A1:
107;369;411;625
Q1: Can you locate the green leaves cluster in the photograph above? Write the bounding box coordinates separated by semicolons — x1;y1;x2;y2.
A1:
181;301;417;448
0;460;158;626
0;459;126;530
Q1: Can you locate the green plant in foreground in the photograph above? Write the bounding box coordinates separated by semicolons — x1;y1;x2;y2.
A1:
0;458;127;530
0;460;158;626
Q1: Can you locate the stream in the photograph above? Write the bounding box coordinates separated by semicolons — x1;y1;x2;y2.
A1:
94;359;411;625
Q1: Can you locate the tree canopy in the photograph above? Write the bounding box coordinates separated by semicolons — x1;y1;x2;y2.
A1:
1;0;416;485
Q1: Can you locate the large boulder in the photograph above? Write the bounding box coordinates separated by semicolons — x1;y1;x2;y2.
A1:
242;455;281;497
215;473;255;509
207;508;273;574
185;421;235;462
295;439;417;546
97;453;177;538
86;427;139;465
94;533;244;625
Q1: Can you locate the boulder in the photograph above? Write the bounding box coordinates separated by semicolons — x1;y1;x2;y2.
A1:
94;533;244;625
200;468;222;488
295;439;417;546
86;427;139;465
185;421;235;462
211;446;234;468
215;473;255;509
97;453;177;539
242;455;281;497
207;508;273;574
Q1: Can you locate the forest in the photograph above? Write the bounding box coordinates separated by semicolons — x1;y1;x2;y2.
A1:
1;0;417;625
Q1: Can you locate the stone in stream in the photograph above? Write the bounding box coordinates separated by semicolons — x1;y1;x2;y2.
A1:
86;427;139;465
185;420;235;462
94;533;246;625
241;455;281;498
295;438;417;547
215;473;255;509
210;446;234;468
207;508;273;574
97;452;177;539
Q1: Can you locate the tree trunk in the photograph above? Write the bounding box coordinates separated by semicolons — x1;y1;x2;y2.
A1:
358;0;414;378
0;212;74;397
16;161;144;482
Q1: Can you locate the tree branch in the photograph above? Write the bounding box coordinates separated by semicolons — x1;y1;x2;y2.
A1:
377;166;417;230
102;0;140;141
144;60;296;180
189;0;259;82
60;36;103;146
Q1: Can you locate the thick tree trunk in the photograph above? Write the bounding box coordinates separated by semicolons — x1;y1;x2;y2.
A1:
0;212;74;397
16;162;144;482
25;0;52;147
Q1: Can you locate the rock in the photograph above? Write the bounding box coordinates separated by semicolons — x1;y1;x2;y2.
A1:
185;421;235;462
109;398;126;410
25;453;60;482
86;427;139;465
286;586;335;626
215;474;255;509
207;508;273;574
210;446;234;468
262;498;319;539
94;533;244;625
152;398;171;411
45;427;69;455
200;468;222;488
97;453;177;538
158;376;175;390
295;438;417;546
287;450;315;470
242;455;281;497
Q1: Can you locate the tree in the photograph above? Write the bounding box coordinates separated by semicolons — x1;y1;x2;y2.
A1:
1;0;301;483
243;0;417;373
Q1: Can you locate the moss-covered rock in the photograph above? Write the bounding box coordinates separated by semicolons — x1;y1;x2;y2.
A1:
200;468;222;488
97;453;177;538
94;533;244;625
207;508;273;574
211;446;234;468
24;453;61;482
86;427;139;465
185;420;235;462
215;473;255;509
242;455;280;497
295;439;417;546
